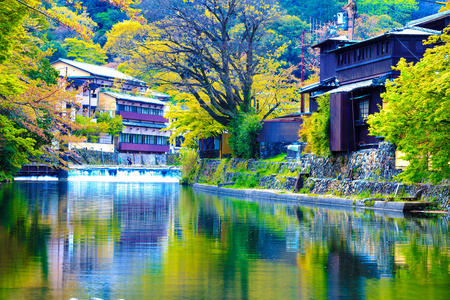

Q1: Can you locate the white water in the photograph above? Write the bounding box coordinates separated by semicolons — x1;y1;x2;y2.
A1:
68;168;180;182
15;167;180;182
14;175;59;181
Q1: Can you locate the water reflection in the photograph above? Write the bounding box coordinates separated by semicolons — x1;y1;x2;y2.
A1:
0;182;449;299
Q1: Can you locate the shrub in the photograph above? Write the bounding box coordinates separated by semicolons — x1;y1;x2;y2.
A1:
178;148;200;184
298;94;331;158
228;112;262;159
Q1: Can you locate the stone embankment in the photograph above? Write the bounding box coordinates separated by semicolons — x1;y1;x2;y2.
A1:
197;142;450;211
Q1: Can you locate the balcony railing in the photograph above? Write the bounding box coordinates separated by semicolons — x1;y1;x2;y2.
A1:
119;143;170;153
117;111;168;123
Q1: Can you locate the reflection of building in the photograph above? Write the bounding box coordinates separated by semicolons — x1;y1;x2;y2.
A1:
52;59;171;154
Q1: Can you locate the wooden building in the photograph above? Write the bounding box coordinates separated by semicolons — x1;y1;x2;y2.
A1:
99;91;170;154
52;58;172;154
301;10;450;153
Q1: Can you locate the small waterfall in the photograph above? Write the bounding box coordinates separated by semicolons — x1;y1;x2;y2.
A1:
15;167;181;182
68;167;180;182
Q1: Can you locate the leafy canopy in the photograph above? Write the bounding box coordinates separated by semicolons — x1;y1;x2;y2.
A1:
0;0;140;176
368;26;450;183
298;94;331;158
105;0;298;127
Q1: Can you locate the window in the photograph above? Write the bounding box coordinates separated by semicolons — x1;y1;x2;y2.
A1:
377;44;380;56
381;43;385;54
386;41;389;53
370;47;373;58
117;104;164;116
358;99;369;122
120;133;166;145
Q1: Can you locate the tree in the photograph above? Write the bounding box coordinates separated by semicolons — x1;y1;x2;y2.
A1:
357;0;418;25
353;14;402;40
96;111;124;142
0;0;141;177
298;94;331;158
368;26;450;183
278;0;346;25
105;1;300;157
64;37;108;64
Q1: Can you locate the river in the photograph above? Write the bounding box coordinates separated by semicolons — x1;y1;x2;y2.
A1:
0;181;449;299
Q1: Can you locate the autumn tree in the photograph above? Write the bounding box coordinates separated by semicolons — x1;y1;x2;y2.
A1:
106;0;300;157
0;0;140;178
368;26;450;183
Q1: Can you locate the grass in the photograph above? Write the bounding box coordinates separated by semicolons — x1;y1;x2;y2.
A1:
260;153;287;162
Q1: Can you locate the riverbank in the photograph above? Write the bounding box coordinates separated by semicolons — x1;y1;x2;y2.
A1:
194;144;450;212
193;183;435;213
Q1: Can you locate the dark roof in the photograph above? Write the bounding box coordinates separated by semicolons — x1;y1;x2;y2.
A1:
330;26;440;53
311;35;358;49
407;9;450;27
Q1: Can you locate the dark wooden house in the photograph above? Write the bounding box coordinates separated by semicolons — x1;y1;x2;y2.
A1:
301;10;450;153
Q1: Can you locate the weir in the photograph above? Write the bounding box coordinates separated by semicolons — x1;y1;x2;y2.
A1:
15;166;181;182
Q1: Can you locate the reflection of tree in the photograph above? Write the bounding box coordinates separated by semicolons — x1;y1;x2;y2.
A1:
0;183;50;292
165;190;450;299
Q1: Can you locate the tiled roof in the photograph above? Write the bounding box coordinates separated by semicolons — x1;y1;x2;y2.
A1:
102;91;166;106
325;79;374;94
406;9;450;27
55;58;145;84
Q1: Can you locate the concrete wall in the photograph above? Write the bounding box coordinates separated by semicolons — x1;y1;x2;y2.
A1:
72;149;167;165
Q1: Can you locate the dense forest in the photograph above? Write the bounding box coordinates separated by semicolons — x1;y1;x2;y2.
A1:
45;0;441;79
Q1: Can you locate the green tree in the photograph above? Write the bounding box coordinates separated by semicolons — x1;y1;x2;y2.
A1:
358;0;418;25
368;26;450;183
278;0;346;25
64;37;108;64
105;1;301;158
95;111;124;142
74;115;109;143
227;111;263;159
354;14;402;40
298;94;331;158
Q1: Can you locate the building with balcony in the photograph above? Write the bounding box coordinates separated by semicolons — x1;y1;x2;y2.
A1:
52;58;171;154
301;10;450;153
99;91;170;154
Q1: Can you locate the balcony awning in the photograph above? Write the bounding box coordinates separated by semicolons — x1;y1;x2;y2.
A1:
123;121;167;129
325;79;374;95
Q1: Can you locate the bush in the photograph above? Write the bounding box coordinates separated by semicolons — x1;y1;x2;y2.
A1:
177;148;200;184
298;94;331;157
227;112;262;159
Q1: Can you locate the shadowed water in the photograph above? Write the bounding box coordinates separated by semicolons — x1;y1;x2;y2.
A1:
0;181;449;299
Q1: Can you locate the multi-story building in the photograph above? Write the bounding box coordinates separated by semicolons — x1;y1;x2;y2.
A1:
301;10;450;153
52;58;171;154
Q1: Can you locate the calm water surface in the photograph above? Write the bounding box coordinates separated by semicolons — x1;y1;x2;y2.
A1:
0;181;449;299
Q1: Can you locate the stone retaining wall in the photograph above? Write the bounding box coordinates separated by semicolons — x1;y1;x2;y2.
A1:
197;142;450;211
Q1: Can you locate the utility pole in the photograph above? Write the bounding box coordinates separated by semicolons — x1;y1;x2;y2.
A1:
343;0;357;40
300;30;305;113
